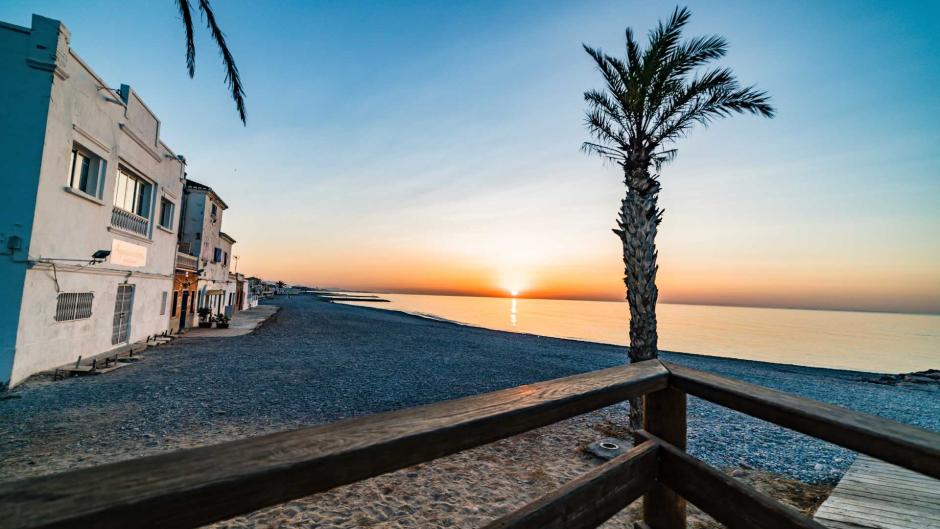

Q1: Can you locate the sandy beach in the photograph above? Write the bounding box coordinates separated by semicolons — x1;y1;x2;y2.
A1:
1;295;936;527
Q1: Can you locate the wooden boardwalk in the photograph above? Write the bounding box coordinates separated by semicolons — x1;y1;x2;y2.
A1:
815;454;940;529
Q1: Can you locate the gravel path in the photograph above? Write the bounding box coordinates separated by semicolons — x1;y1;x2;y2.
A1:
0;295;937;486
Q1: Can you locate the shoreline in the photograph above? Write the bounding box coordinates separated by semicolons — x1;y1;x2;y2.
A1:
339;290;940;318
337;298;896;377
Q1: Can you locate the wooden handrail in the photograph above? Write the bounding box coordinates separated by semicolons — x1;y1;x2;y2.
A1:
665;362;940;480
643;431;828;529
643;387;687;529
485;430;833;529
481;440;658;529
0;360;668;529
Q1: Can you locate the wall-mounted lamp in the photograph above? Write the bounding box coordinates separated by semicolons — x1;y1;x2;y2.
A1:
90;249;111;265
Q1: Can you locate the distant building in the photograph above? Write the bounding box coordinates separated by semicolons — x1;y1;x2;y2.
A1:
246;276;266;305
176;180;237;322
0;15;185;387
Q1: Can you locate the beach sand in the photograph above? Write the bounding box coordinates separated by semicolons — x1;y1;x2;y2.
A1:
209;407;830;528
1;296;929;527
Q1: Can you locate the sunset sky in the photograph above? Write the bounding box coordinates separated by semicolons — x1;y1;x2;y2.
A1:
3;1;938;313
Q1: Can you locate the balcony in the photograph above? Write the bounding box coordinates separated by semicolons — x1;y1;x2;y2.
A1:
110;207;149;238
175;251;199;272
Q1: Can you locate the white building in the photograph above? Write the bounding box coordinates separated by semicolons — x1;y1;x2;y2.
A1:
177;180;237;321
0;15;185;387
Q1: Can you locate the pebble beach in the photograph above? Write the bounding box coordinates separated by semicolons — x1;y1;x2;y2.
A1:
0;295;936;527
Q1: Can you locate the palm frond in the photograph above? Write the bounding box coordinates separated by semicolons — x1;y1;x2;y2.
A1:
652;148;677;170
176;0;196;77
582;6;774;180
584;89;629;133
624;28;642;73
585;109;628;150
655;76;774;144
581;142;627;164
649;67;737;141
197;0;247;124
640;6;691;86
583;44;625;95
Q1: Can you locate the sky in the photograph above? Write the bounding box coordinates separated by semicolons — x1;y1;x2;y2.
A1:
2;1;939;314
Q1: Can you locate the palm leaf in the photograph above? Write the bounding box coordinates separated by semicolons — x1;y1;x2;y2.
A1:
198;0;247;124
176;0;196;77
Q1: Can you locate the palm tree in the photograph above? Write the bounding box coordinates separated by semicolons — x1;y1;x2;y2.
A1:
175;0;246;124
582;6;774;430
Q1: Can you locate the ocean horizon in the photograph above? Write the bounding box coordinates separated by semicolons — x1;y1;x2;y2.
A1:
340;292;940;374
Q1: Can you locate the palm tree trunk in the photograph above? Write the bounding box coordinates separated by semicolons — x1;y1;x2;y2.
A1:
618;182;662;432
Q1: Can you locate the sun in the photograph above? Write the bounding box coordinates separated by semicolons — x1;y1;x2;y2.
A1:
510;290;519;297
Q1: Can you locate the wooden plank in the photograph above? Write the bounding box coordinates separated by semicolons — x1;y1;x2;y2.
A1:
848;463;938;484
815;455;940;529
816;500;940;523
833;489;940;510
482;440;659;529
839;476;939;495
665;362;940;480
643;388;687;529
0;360;669;529
57;366;94;374
641;431;828;529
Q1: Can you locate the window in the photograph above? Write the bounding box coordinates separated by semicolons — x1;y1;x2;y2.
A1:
114;168;152;218
223;251;228;266
210;203;218;217
68;147;106;198
214;247;222;262
159;198;175;230
160;291;168;315
55;292;93;321
171;291;178;317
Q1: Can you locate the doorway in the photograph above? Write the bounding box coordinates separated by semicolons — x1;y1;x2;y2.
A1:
112;283;135;344
179;290;189;331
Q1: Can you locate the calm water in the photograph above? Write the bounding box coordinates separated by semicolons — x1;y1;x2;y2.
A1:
342;294;940;373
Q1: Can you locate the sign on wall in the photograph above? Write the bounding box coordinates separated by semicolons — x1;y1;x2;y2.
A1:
110;239;147;267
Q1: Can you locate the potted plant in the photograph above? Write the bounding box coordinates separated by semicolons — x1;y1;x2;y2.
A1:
215;313;230;329
197;307;213;328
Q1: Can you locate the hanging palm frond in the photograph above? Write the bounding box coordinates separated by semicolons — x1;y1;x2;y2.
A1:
176;0;247;124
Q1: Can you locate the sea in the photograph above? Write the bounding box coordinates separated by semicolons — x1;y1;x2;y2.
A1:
340;293;940;373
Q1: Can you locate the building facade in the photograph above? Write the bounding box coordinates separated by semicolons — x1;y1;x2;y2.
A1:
177;180;237;322
0;15;185;387
169;251;199;333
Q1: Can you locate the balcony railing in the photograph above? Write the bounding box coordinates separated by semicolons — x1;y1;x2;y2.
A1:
1;360;937;528
175;252;198;271
110;207;149;237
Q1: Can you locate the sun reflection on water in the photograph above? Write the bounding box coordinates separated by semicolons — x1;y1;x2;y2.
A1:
510;297;518;327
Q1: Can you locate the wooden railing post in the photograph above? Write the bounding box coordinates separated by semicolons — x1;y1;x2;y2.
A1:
642;387;687;529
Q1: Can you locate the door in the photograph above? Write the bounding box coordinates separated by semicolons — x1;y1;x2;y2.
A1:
112;284;135;344
179;291;189;331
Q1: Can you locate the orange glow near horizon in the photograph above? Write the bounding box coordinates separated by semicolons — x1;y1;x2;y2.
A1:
233;230;940;314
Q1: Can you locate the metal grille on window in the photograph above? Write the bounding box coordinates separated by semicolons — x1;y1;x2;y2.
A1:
55;293;93;321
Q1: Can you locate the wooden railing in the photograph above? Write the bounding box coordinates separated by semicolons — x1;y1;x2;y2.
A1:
110;206;150;237
0;360;936;529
